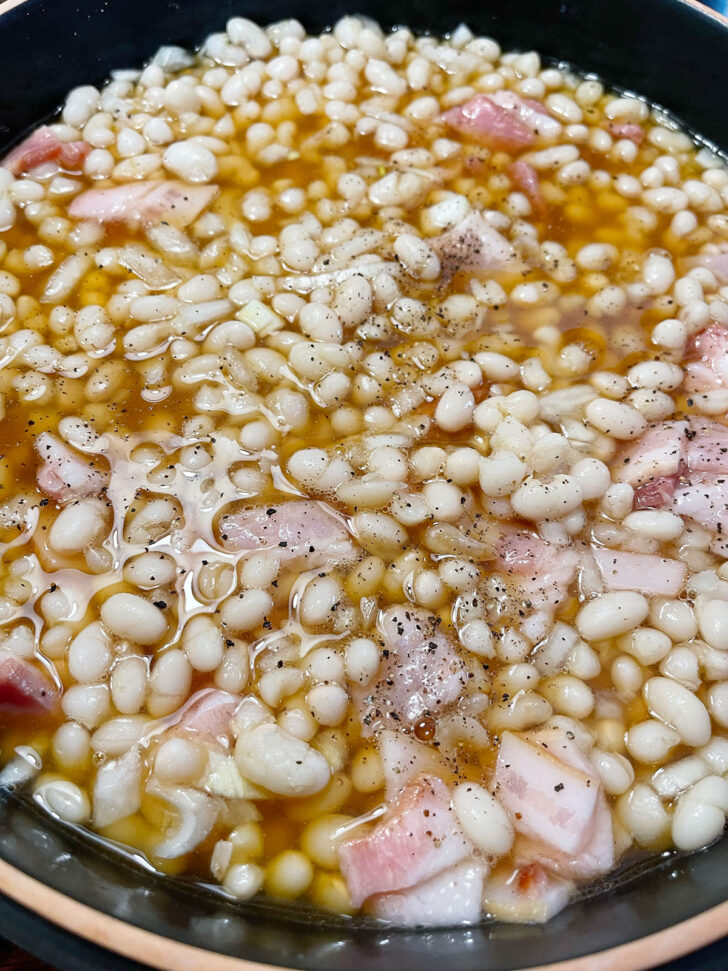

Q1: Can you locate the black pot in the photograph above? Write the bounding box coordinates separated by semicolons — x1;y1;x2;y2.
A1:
1;1;728;968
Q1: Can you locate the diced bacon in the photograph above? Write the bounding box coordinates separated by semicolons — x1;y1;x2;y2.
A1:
673;474;728;536
496;530;579;624
616;421;686;487
356;607;468;736
0;654;59;717
686;325;728;392
338;775;470;906
592;546;686;597
634;475;681;509
620;418;728;495
494;730;599;856
484;864;573;924
685;419;728;474
685;252;728;285
430;211;516;278
2;126;90;176
35;432;109;502
217;500;357;568
607;122;645;144
68;180;217;229
508;160;546;217
371;862;485;926
442;94;536;151
514;794;615;880
378;729;446;801
175;689;238;745
490;90;563;140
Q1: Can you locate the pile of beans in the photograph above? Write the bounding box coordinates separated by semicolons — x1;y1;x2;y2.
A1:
1;13;728;925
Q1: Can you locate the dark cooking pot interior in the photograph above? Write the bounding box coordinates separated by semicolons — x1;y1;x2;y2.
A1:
1;0;728;968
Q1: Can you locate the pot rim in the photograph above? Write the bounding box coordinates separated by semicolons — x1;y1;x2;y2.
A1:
0;0;728;967
1;857;728;971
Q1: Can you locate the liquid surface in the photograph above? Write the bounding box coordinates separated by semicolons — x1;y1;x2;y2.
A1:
1;14;728;927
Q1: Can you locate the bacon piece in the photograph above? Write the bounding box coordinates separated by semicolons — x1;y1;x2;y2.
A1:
685;252;728;285
356;607;468;736
619;418;728;494
508;160;546;217
591;546;686;597
494;730;600;856
685;419;728;474
484;864;573;923
495;530;578;640
685;324;728;392
378;729;446;801
672;474;728;531
216;500;357;568
0;654;59;717
509;727;614;880
489;90;562;139
634;475;681;509
2;127;90;176
338;775;470;907
430;211;516;277
513;795;615;880
607;122;645;144
175;689;238;745
371;862;485;926
68;180;217;229
442;94;536;151
616;421;686;488
35;432;109;502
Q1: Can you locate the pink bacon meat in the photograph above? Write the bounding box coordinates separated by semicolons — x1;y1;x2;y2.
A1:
3;127;90;176
685;252;728;285
494;729;601;856
217;500;357;568
591;546;686;597
371;862;485;926
69;180;217;229
338;774;470;906
430;210;516;277
356;606;468;735
0;655;59;718
685;324;728;393
442;94;536;152
504;727;614;881
35;432;109;503
508;160;546;217
174;689;239;745
607;122;645;144
495;530;578;641
618;419;728;551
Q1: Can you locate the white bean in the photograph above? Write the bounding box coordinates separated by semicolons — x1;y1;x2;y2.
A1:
182;614;224;672
101;593;167;644
643;676;711;746
235;722;330;796
672;776;728;851
435;382;475;432
626;719;680;764
576;591;648;640
452;783;514;857
697;598;728;650
511;474;582;520
585;398;647;439
110;656;148;714
49;498;108;554
67;622;112;684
